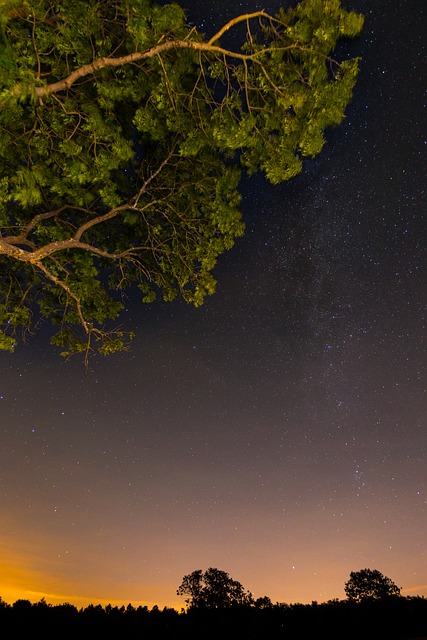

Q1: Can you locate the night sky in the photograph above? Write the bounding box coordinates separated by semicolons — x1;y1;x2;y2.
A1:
0;0;425;609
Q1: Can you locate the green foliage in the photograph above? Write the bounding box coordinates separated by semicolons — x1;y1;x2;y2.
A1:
0;330;16;352
0;0;363;360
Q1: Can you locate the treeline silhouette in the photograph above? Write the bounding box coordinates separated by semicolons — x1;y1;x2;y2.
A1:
1;595;427;640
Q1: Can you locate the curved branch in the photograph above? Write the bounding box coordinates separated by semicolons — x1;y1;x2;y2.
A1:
207;11;268;44
73;148;176;242
29;42;252;97
0;143;177;263
1;205;93;246
6;11;296;103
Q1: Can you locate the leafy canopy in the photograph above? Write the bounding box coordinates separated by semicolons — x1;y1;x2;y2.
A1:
0;0;364;361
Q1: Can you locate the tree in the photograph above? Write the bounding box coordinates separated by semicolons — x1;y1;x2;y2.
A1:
177;567;253;609
254;595;273;609
344;569;402;602
0;0;364;361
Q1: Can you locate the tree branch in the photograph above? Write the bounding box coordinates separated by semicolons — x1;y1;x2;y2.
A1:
207;11;268;45
1;205;93;246
5;11;295;103
73;148;176;242
35;260;91;334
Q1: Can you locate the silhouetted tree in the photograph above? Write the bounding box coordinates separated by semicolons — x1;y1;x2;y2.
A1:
177;567;253;609
12;599;32;612
1;592;427;639
254;595;273;609
344;568;401;602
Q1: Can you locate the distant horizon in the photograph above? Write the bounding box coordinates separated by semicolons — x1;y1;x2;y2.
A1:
1;579;426;611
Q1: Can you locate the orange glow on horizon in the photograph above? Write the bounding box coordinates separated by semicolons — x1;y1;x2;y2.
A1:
1;504;427;611
0;544;183;610
1;532;427;610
